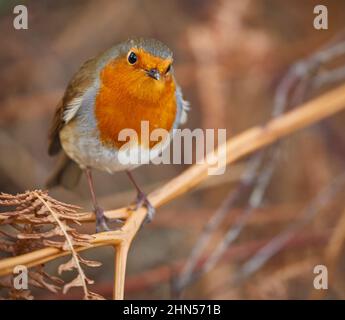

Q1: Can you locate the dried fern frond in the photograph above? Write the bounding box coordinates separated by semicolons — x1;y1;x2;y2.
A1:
0;190;102;300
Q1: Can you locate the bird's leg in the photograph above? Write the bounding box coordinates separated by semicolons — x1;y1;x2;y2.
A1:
85;168;109;233
126;170;155;223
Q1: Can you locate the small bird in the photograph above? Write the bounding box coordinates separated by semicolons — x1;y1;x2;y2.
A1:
47;38;188;232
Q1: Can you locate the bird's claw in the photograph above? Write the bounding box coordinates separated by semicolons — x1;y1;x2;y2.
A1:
133;192;155;224
95;206;110;233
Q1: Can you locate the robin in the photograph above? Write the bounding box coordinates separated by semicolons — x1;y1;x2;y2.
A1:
47;38;188;232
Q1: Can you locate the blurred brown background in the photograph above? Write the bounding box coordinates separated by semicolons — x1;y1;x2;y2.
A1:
1;0;345;299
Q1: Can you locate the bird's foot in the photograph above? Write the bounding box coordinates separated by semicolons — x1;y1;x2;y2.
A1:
132;191;155;224
95;206;110;233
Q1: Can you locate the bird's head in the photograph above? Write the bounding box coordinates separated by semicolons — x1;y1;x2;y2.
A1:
99;38;175;102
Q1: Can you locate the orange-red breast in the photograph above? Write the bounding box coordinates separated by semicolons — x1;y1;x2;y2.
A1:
47;38;188;232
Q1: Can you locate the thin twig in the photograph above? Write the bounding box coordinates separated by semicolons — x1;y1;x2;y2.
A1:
236;171;345;282
173;152;264;293
200;148;278;276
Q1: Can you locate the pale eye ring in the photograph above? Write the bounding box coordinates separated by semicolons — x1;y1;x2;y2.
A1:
127;51;137;64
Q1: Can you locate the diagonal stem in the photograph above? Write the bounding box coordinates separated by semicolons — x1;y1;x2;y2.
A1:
33;192;89;298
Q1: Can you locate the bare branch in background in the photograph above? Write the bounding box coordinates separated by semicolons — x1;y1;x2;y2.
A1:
236;171;345;282
173;36;345;298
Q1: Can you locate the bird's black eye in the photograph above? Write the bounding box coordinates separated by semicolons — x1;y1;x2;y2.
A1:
166;64;171;73
128;51;137;64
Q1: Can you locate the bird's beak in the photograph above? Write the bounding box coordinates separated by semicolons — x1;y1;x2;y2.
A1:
146;68;160;80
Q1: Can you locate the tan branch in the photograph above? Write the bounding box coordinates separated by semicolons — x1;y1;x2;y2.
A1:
113;243;129;300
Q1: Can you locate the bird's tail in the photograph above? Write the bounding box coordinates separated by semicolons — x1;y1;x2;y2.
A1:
46;153;82;189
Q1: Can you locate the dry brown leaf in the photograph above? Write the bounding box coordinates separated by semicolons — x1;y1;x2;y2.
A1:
58;257;77;275
17;233;42;240
62;274;94;295
29;271;60;293
78;255;102;268
40;270;64;286
58;255;102;275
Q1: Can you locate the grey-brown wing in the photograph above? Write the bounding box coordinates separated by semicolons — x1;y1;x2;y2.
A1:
48;58;99;155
